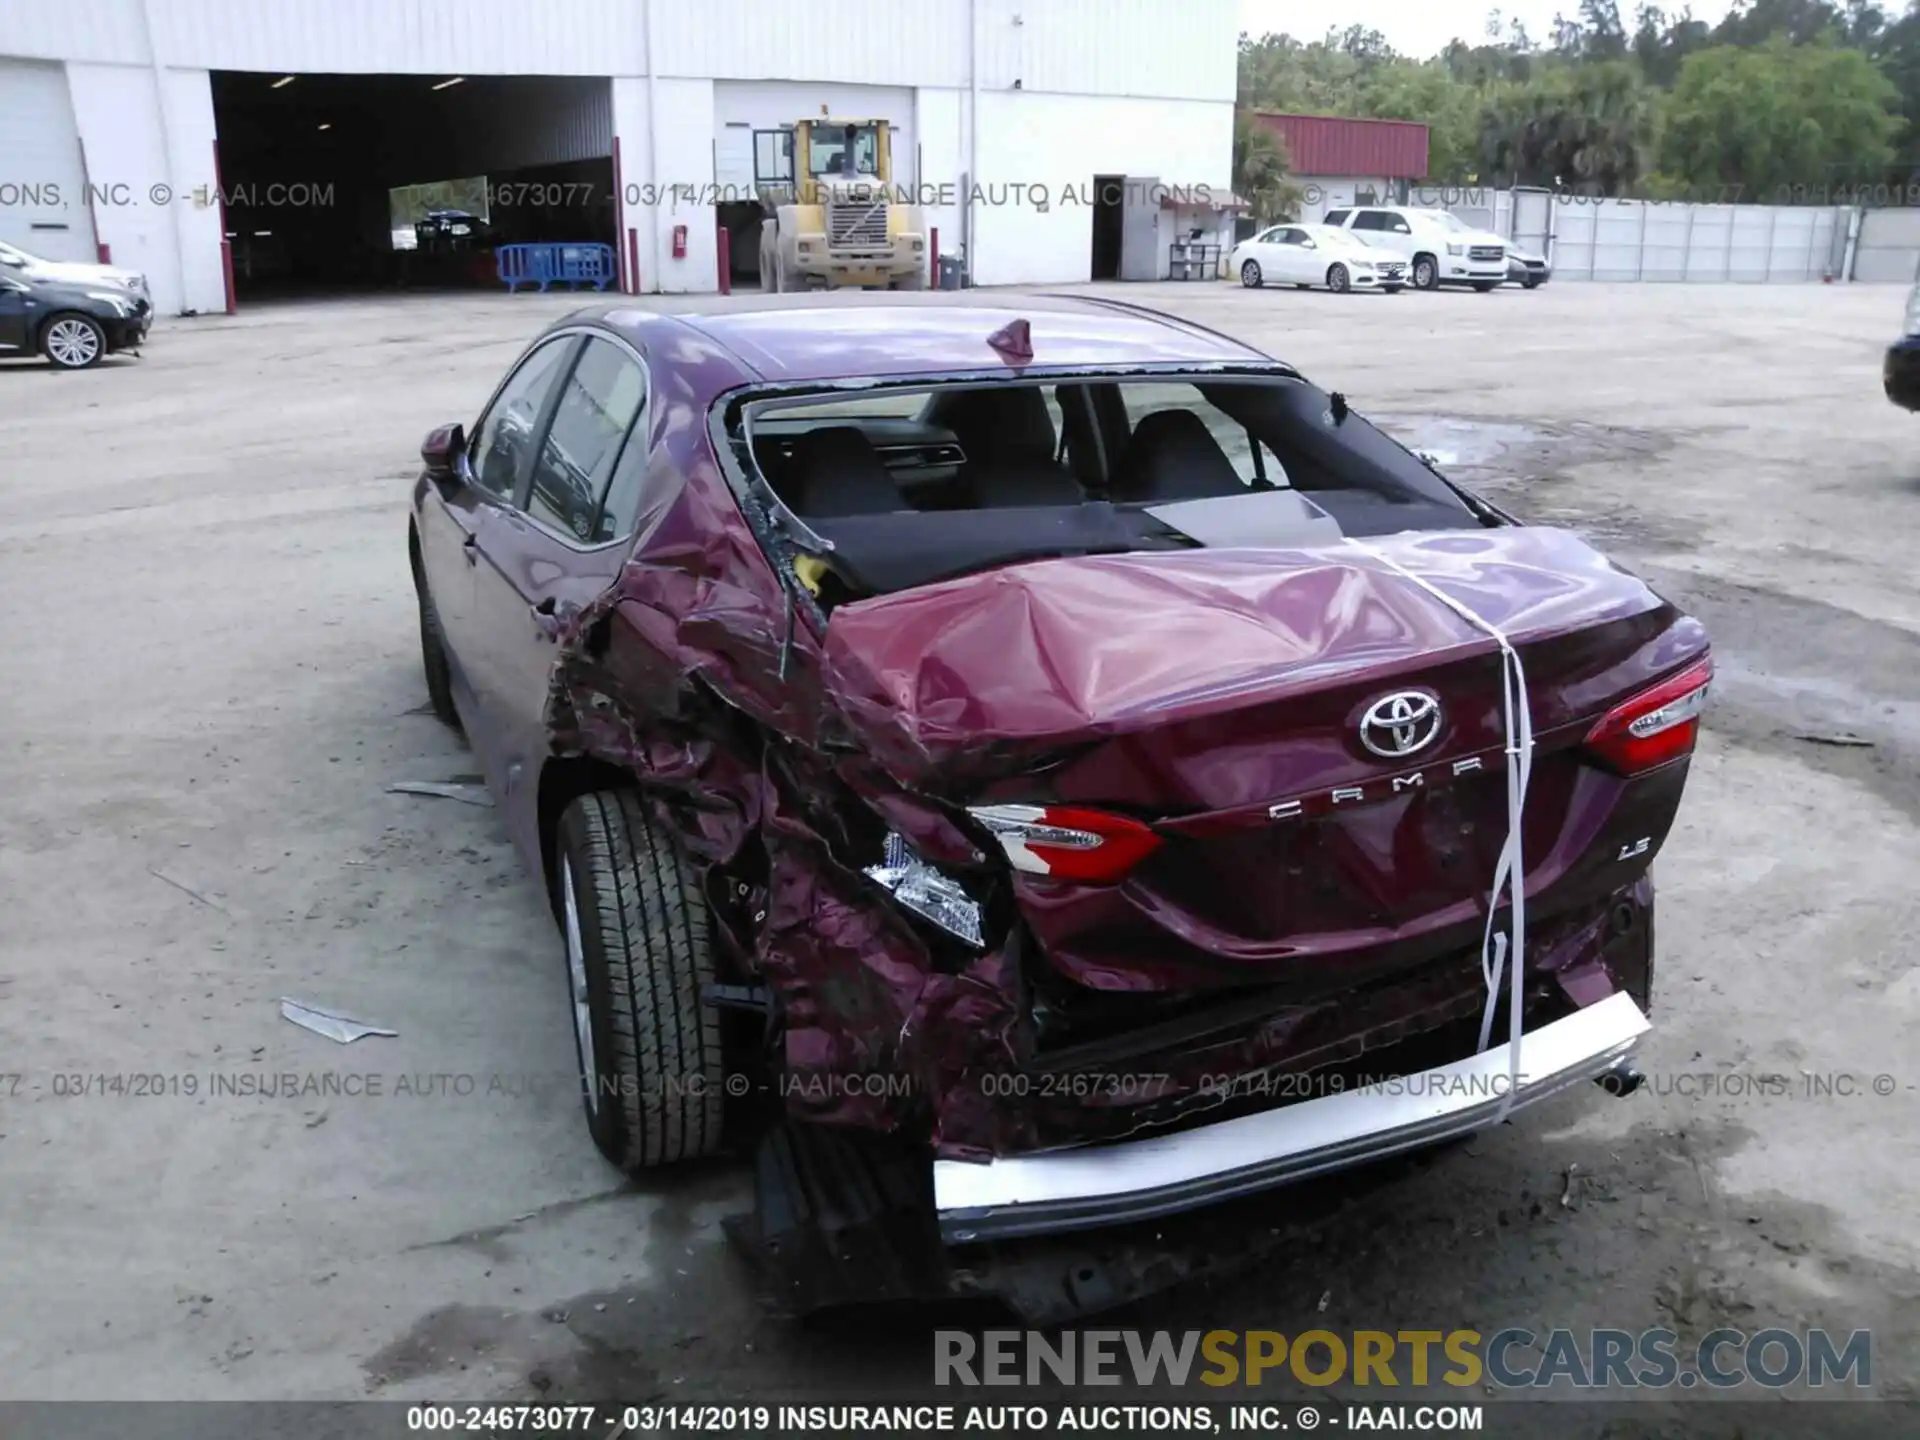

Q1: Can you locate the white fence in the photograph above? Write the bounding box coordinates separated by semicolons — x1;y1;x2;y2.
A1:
1417;185;1902;283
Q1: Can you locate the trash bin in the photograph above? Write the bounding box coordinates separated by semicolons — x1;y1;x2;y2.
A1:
938;254;968;290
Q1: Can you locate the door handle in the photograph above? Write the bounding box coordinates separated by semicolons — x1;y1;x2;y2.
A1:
462;533;479;565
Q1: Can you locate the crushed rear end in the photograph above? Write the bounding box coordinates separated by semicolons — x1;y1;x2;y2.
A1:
546;335;1710;1288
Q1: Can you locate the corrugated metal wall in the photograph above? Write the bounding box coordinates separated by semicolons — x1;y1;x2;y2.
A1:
975;0;1236;101
1505;193;1846;283
653;0;968;87
0;0;641;73
1248;112;1429;180
0;0;1237;98
1853;209;1920;284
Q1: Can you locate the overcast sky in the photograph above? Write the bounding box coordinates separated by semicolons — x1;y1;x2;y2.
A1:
1237;0;1740;63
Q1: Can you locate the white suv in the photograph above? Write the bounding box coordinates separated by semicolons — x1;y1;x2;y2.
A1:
1319;207;1507;292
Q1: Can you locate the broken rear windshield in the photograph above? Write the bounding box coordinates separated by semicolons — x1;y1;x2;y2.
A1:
724;374;1495;601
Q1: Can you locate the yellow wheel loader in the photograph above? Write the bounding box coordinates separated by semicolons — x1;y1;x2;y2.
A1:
755;119;927;292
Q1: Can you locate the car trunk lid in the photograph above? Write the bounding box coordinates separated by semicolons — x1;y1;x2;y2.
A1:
819;526;1708;986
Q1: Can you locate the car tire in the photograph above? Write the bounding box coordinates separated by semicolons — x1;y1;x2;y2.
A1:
1472;280;1499;293
1327;263;1351;294
1523;274;1540;290
555;789;727;1173
41;312;107;369
1240;259;1262;288
1412;254;1439;291
414;564;461;730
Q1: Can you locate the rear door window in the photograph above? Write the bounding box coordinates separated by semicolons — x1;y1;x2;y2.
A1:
523;337;647;543
1323;209;1351;227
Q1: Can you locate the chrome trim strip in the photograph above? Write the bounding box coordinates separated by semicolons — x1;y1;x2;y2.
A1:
935;993;1649;1244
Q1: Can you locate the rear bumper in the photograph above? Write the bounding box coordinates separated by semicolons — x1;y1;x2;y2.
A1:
934;991;1649;1243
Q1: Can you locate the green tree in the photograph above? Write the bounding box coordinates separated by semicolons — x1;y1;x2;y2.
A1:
1233;113;1306;223
1478;59;1655;191
1355;60;1484;179
1656;37;1902;197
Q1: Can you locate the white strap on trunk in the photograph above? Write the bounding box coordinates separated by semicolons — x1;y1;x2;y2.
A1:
1346;540;1536;1123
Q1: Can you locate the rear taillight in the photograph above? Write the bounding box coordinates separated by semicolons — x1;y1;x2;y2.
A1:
1583;656;1713;775
967;804;1162;884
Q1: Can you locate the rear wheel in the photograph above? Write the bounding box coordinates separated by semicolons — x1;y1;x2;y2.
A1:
1240;259;1263;288
1412;253;1439;290
42;312;105;369
1522;274;1540;290
1327;263;1351;294
555;790;727;1173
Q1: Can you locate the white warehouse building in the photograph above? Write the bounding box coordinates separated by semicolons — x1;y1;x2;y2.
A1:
0;0;1238;315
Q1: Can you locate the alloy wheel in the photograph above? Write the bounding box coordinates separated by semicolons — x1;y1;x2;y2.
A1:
46;318;102;368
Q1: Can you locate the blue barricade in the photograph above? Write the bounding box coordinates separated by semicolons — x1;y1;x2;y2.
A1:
495;242;618;293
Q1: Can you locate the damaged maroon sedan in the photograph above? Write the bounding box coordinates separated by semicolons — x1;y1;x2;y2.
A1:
408;294;1708;1297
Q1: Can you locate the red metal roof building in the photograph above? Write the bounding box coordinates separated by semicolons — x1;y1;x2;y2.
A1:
1244;111;1429;180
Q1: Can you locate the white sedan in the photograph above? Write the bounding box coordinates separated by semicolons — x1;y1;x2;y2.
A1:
1229;223;1407;294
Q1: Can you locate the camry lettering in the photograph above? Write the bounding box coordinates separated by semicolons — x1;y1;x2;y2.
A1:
1266;754;1497;822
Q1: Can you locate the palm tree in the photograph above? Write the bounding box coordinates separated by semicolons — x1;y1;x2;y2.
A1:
1234;113;1306;222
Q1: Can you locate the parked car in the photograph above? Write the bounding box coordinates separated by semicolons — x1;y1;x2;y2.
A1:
0;237;150;302
1507;242;1551;289
1321;206;1507;291
1886;282;1920;411
409;295;1708;1274
0;268;152;369
1229;222;1407;293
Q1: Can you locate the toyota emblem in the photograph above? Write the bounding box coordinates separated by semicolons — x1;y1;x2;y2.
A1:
1358;690;1443;759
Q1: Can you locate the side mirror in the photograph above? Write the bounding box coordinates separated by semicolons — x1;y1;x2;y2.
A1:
421;422;466;480
0;255;23;269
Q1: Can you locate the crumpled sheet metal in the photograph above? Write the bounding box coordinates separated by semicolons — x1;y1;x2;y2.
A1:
540;474;1666;1158
819;526;1683;791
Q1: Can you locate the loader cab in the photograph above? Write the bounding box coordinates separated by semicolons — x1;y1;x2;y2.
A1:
795;119;892;200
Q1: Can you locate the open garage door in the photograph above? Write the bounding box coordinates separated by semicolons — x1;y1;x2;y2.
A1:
0;58;97;265
210;72;617;299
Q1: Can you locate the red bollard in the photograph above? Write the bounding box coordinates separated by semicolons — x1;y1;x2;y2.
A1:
717;222;731;296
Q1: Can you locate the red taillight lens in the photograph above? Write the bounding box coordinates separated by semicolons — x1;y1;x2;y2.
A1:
967;804;1162;883
1583;656;1713;775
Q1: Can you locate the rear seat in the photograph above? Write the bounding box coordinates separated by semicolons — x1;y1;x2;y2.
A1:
922;387;1086;508
783;425;911;517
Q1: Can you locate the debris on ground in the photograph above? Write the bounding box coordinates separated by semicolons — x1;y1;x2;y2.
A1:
386;781;494;806
1793;731;1874;748
280;998;399;1044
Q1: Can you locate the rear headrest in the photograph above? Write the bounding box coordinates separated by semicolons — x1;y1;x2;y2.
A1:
923;386;1057;461
1109;408;1248;503
784;425;907;518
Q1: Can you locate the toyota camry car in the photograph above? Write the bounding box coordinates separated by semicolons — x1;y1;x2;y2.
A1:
0;269;152;369
1229;222;1407;293
408;294;1708;1282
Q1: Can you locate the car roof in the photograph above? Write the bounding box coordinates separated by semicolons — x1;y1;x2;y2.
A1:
570;292;1277;384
